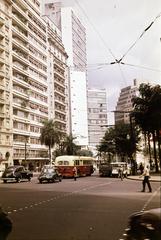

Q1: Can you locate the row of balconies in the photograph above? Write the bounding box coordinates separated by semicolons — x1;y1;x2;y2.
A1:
0;140;11;146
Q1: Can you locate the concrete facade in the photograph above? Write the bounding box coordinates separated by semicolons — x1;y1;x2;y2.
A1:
0;0;69;170
88;89;108;147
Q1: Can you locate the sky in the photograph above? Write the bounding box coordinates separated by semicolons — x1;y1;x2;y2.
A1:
73;0;161;123
44;0;161;124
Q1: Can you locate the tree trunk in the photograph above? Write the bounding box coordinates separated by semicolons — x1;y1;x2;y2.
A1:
156;130;161;170
152;131;158;173
147;132;152;168
49;145;51;164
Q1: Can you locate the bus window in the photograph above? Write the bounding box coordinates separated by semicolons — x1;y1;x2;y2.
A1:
64;161;69;165
58;161;63;165
74;160;79;166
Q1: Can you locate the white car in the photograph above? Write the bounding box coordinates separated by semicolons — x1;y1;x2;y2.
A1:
110;162;131;177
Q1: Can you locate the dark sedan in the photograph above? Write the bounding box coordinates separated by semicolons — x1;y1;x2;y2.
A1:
38;165;62;183
1;165;33;183
125;208;161;240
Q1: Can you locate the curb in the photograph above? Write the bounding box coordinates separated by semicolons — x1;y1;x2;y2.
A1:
127;176;161;182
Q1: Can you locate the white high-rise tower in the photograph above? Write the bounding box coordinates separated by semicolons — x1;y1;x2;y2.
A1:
43;1;88;147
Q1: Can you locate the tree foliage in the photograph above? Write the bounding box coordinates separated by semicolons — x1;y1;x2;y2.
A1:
40;119;61;162
132;83;161;172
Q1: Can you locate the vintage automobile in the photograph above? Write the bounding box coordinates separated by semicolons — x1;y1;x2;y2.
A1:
38;165;62;183
99;163;112;177
125;208;161;240
2;165;33;183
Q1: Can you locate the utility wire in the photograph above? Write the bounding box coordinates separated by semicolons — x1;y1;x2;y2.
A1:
120;62;161;73
74;0;117;62
118;12;161;62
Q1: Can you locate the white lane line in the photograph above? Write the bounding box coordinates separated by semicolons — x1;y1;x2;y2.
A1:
118;185;161;240
141;185;161;211
6;180;115;215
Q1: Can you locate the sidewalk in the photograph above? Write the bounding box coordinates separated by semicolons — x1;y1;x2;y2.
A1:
127;174;161;182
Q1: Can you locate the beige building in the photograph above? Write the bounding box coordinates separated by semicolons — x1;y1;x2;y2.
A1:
0;0;13;169
115;79;139;124
0;0;69;170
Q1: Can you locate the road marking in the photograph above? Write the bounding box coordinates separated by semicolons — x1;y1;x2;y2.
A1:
6;180;115;215
118;185;161;240
141;185;161;211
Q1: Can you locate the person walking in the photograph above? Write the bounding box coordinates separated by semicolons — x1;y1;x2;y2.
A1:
73;166;77;181
140;165;152;192
118;165;124;181
139;163;144;174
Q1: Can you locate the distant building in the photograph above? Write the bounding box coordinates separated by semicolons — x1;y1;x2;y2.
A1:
88;89;108;147
115;79;139;124
43;1;89;147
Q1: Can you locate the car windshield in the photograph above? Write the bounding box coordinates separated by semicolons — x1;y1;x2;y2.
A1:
42;168;55;174
5;167;16;173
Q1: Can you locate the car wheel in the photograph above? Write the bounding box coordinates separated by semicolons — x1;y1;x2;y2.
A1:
3;180;7;183
52;178;55;183
59;177;62;182
39;180;42;184
16;176;21;183
28;177;31;182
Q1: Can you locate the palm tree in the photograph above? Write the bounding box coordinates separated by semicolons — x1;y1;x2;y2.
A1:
61;134;79;155
40;119;61;163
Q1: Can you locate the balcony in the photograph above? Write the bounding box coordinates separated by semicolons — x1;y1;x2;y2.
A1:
12;26;28;43
12;50;29;66
0;54;5;64
12;2;28;20
13;76;29;89
0;140;11;146
0;69;5;77
0;42;5;51
0;112;5;118
0;17;5;26
0;29;5;38
12;13;28;32
13;63;29;77
12;37;29;54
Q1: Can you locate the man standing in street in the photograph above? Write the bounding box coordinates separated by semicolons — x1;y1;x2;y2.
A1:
73;166;78;181
140;165;152;192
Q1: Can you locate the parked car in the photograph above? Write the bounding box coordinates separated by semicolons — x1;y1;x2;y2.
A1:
110;162;131;177
125;208;161;240
99;163;112;177
38;165;62;183
1;165;33;183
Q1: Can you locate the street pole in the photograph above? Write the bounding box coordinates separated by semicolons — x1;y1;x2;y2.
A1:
25;140;27;167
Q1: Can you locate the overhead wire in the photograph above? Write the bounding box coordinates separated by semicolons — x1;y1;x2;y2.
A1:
72;2;161;81
118;12;161;62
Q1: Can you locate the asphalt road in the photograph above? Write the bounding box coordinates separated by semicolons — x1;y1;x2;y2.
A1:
0;174;160;240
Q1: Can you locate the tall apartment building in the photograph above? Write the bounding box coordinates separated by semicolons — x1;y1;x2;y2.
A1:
115;79;139;124
0;0;13;168
0;0;69;170
88;89;108;147
43;1;89;147
43;15;69;134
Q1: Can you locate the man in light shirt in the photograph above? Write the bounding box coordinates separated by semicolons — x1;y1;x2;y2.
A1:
140;165;152;192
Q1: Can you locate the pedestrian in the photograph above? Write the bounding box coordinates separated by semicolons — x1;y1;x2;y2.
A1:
140;165;152;192
118;165;124;181
139;163;144;174
73;166;77;181
0;206;12;240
